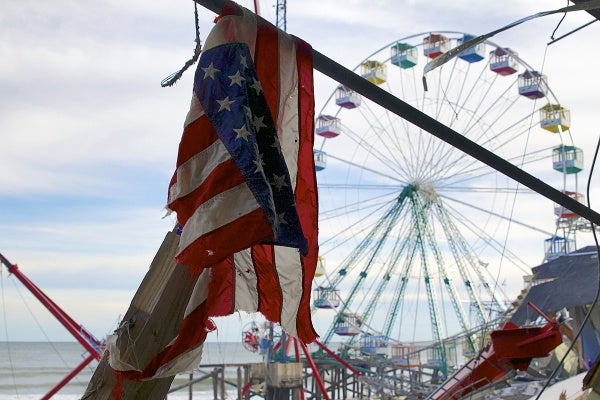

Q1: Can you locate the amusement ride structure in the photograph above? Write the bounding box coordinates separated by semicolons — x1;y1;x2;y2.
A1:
305;31;585;395
0;253;104;399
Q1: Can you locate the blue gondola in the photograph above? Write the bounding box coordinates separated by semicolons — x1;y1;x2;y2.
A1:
314;150;327;171
457;34;485;63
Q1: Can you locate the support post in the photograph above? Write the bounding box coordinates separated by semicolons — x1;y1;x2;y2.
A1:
237;367;243;400
293;339;305;400
212;369;219;400
221;367;226;400
82;230;199;399
299;341;330;400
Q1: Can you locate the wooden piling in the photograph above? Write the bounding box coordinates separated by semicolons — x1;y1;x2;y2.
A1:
82;229;199;400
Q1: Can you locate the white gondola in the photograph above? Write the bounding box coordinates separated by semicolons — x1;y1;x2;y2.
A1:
544;235;575;261
518;70;548;99
554;190;584;219
423;33;450;59
552;145;583;174
314;256;326;277
391;343;421;367
360;60;387;85
313;286;340;309
335;85;361;109
489;47;518;75
316;114;342;138
427;344;457;370
360;334;389;357
390;42;417;69
539;103;570;133
334;313;362;336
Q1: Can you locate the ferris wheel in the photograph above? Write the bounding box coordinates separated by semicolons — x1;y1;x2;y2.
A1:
312;32;584;367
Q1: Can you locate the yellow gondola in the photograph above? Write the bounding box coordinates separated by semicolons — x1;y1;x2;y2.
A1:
360;60;387;85
539;103;570;133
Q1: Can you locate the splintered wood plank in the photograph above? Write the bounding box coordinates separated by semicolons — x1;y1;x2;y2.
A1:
83;229;199;400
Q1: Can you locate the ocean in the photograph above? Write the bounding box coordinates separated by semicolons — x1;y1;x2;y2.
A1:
0;341;264;400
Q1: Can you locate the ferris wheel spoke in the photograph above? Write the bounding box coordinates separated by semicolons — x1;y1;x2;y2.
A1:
451;59;494;128
355;101;413;176
325;151;407;185
460;79;508;139
438;145;553;188
319;189;398;222
461;78;520;140
383;235;420;337
355;100;403;163
434;83;523;173
371;219;416;292
420;197;473;339
437;142;552;187
440;196;534;274
434;201;510;320
434;83;518;173
477;113;537;154
321;198;410;343
319;200;393;250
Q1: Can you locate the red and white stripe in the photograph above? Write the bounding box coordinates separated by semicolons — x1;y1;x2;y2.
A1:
109;4;318;380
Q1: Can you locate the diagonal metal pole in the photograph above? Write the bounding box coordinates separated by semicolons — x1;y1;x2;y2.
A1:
193;0;600;226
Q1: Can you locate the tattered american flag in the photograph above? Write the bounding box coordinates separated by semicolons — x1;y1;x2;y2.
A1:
108;3;318;381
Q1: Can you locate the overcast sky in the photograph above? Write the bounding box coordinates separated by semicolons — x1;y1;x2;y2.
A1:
0;0;599;345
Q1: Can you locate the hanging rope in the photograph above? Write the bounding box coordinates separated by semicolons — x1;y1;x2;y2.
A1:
550;0;569;40
161;2;203;87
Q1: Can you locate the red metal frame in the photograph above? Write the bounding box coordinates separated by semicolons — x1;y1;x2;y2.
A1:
0;253;103;399
293;339;306;400
314;340;362;376
299;341;331;400
429;302;562;400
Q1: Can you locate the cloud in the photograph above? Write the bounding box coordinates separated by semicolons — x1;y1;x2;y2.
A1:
1;0;598;345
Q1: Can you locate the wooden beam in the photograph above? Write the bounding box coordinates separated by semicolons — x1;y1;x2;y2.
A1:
82;229;199;400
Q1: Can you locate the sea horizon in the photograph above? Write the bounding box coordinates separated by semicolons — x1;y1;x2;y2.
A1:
0;341;265;399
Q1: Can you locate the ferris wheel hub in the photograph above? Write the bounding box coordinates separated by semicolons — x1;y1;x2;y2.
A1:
413;181;437;201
